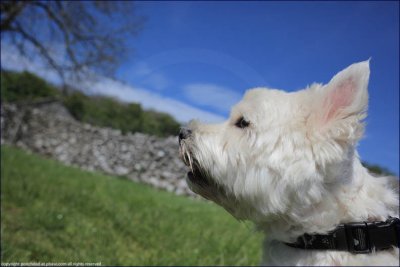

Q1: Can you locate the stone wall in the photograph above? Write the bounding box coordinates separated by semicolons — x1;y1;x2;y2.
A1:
1;101;194;196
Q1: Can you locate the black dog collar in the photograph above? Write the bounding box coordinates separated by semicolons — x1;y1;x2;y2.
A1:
285;217;400;254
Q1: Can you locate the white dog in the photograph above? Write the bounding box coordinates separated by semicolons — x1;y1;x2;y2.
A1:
179;60;399;266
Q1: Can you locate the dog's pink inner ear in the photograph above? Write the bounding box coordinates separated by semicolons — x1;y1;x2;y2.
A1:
318;61;370;125
324;78;357;122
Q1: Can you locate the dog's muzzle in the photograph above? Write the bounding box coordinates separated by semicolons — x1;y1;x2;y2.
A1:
178;127;192;144
178;127;212;188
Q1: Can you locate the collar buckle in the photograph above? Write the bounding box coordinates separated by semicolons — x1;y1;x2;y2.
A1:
344;222;371;253
285;217;400;253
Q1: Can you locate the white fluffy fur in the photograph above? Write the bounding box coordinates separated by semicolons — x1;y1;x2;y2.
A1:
180;60;399;266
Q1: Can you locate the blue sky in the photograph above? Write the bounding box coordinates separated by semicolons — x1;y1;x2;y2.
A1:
115;1;399;174
1;1;398;175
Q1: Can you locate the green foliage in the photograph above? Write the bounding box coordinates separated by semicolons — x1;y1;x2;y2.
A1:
80;95;144;134
362;162;395;176
63;91;181;136
62;91;87;121
1;71;59;102
63;92;180;136
1;70;181;137
142;110;181;137
1;146;262;265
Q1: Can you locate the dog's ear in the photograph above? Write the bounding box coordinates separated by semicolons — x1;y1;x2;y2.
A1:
322;60;370;124
309;60;370;143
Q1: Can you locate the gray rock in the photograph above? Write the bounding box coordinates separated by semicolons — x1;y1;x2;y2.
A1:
1;102;193;197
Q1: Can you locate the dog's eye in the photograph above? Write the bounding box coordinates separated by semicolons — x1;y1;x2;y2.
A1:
235;117;250;128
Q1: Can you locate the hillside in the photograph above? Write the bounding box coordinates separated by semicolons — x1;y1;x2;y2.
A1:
1;70;181;137
1;146;262;265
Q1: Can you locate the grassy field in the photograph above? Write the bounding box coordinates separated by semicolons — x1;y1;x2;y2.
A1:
1;146;262;265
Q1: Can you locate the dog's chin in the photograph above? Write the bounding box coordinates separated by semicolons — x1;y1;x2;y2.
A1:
185;164;220;201
186;166;246;220
187;167;211;187
179;144;222;200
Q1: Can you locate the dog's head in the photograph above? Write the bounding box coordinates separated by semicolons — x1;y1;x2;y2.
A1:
179;61;370;223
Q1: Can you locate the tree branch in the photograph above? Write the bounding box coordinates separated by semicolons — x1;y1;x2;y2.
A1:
12;21;65;82
0;1;28;31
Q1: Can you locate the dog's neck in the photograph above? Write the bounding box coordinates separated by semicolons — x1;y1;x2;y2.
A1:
256;158;398;244
254;155;399;266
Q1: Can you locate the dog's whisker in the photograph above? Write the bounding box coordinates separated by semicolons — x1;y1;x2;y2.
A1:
187;152;194;172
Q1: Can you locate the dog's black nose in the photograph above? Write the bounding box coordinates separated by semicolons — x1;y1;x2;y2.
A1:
179;127;192;141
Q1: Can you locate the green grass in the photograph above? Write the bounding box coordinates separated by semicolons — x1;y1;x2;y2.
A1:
1;146;262;265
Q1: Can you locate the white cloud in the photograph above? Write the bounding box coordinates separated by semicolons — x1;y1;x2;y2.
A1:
142;72;170;91
183;83;242;113
132;62;152;76
80;77;226;123
1;43;225;123
123;62;170;91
